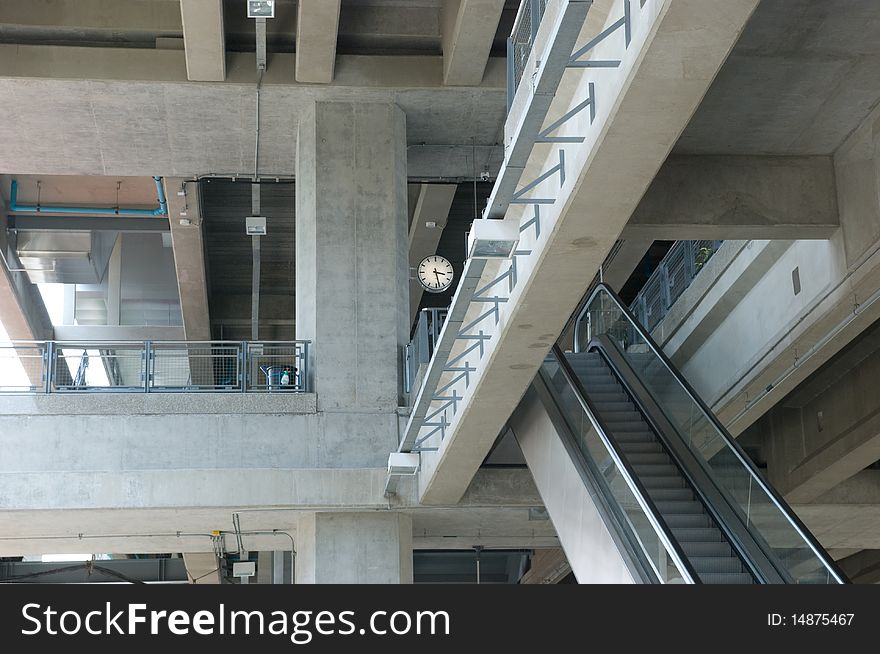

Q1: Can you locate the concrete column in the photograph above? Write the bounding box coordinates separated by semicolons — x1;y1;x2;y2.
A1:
295;512;413;584
296;101;408;411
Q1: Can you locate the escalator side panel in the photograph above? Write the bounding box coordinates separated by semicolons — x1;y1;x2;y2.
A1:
511;386;639;584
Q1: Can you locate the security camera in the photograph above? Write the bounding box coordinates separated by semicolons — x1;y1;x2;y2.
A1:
480;171;491;182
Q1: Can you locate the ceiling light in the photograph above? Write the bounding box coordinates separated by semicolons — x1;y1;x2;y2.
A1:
247;0;275;18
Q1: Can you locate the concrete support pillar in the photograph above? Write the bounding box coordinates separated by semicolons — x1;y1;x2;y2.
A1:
182;552;221;584
295;512;413;584
295;101;408;411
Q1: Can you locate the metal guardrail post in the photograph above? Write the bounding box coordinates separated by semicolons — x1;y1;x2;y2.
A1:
44;341;53;394
144;340;152;393
506;36;515;112
302;341;310;393
241;341;248;393
530;0;541;42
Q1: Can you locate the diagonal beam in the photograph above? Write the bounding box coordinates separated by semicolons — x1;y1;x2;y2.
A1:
442;0;506;86
180;0;226;82
295;0;342;84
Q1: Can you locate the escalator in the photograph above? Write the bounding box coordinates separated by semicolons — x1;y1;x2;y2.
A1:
511;283;847;584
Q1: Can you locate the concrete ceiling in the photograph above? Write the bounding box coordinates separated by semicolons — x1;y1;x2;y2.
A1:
676;0;880;155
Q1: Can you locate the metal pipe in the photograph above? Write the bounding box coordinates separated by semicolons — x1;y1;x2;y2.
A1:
9;176;168;217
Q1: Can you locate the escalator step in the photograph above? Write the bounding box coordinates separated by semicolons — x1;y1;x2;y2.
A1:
646;488;694;502
664;513;712;528
671;527;725;542
596;410;643;423
654;500;705;515
625;452;671;466
631;463;680;476
617;441;665;454
639;475;687;489
698;573;754;585
591;401;634;412
691;557;746;574
610;432;656;443
587;392;630;403
605;421;652;432
681;542;733;558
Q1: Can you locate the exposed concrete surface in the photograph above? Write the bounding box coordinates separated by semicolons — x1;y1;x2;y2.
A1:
180;0;225;82
442;0;505;86
0;48;505;179
164;177;211;341
295;512;412;583
183;551;221;584
512;387;635;583
295;0;341;84
0;392;317;415
296;101;408;411
419;0;761;504
624;155;840;240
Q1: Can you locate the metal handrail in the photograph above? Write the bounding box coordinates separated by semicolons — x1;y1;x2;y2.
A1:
572;283;847;583
548;343;700;584
0;340;312;395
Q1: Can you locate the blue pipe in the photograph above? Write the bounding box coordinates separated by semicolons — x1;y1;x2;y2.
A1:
9;176;168;217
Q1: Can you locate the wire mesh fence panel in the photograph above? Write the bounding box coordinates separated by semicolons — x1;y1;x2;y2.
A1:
52;343;146;391
0;342;46;392
246;342;309;392
150;342;241;391
509;0;548;97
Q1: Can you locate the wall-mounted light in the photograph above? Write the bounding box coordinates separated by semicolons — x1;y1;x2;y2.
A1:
467;218;520;259
247;0;275;18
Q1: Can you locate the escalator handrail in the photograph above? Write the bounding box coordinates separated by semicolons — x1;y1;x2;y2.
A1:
548;344;701;584
571;283;848;584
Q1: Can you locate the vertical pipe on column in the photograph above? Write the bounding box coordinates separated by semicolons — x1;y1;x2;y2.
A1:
251;184;261;341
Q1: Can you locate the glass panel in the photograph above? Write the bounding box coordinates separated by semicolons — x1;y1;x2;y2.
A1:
579;287;841;584
541;354;689;584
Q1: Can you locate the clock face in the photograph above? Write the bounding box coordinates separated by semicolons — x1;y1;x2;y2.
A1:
418;255;454;293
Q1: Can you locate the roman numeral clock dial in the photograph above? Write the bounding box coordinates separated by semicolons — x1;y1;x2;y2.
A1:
417;255;454;293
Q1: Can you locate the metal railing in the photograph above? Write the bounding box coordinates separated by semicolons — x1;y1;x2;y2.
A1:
404;308;448;394
507;0;549;110
0;341;311;393
630;240;722;332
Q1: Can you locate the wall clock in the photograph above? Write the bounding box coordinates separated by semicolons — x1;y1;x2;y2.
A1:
417;255;454;293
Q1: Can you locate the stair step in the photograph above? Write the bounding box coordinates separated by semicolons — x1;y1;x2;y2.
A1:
625;452;670;466
596;410;642;423
698;572;754;585
646;488;693;502
605;421;651;432
631;463;680;477
640;476;687;490
681;541;733;558
611;432;656;444
671;527;726;542
663;514;712;529
586;392;629;403
690;557;745;574
617;441;665;454
654;500;705;514
591;401;634;413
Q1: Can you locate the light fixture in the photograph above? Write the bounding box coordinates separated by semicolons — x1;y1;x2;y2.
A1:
247;0;275;18
246;216;267;235
467;218;520;259
387;452;420;476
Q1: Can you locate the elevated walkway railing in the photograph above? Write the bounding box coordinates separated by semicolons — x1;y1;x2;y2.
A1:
0;340;310;393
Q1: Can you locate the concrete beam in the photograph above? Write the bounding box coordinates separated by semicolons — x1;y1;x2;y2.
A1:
164;178;211;341
791;471;880;551
624;155;840;240
600;238;653;292
295;0;342;84
0;192;53;352
182;552;221;584
408;183;457;322
419;0;761;504
0;48;505;179
441;0;505;86
760;329;880;503
520;548;572;584
180;0;226;82
836;549;880;584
